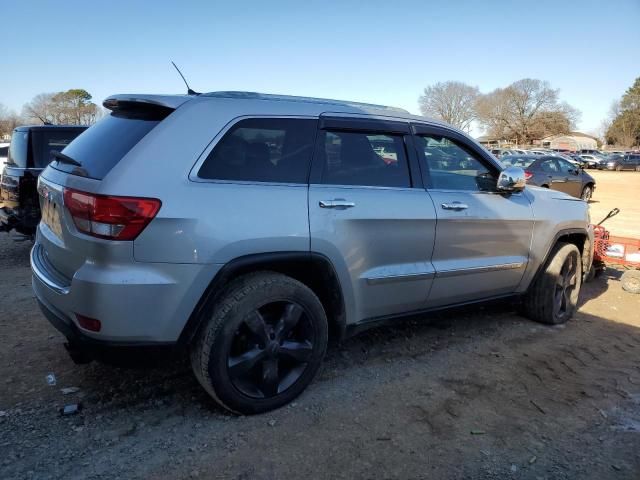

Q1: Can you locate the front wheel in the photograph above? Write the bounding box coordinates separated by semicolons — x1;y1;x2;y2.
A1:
616;165;623;171
520;242;582;325
581;185;593;201
635;166;640;172
190;272;328;414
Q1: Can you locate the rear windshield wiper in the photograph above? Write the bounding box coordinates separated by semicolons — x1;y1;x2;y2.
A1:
52;151;82;167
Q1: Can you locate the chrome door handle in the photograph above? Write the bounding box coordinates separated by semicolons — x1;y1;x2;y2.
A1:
319;199;356;209
441;202;469;211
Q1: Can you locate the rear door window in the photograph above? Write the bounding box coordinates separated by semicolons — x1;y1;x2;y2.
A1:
52;109;169;179
198;118;317;183
317;131;410;188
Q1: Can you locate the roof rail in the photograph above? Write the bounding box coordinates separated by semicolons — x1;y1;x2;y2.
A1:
201;91;409;114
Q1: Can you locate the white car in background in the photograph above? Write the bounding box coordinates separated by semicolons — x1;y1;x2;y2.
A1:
0;142;9;171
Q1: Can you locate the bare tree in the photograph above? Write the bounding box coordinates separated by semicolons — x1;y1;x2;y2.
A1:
418;81;479;131
22;90;99;126
475;79;580;145
0;103;23;138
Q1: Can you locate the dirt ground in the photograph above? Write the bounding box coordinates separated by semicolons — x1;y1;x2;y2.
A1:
1;172;640;480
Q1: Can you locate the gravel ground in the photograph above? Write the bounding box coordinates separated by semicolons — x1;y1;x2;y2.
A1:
1;171;639;480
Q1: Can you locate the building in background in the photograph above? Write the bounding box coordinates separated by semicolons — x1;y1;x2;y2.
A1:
538;132;599;151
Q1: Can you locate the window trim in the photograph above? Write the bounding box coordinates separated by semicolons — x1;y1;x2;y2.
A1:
190;115;319;186
309;119;417;189
411;123;503;192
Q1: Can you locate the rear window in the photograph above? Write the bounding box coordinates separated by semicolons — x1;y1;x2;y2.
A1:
32;129;86;168
52;109;168;179
0;146;8;157
7;130;29;168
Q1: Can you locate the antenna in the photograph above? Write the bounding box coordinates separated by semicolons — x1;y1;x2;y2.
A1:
171;61;200;95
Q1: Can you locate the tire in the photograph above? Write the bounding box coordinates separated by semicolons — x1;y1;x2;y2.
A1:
621;270;640;294
616;165;622;171
585;265;596;283
635;166;640;172
520;242;582;325
190;271;328;414
581;185;593;201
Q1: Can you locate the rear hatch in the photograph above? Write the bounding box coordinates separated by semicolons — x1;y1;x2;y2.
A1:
2;127;85;210
35;96;185;282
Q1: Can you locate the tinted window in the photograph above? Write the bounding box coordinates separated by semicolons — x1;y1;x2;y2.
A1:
539;158;559;173
8;130;29;168
33;129;85;168
318;131;410;188
557;158;576;173
416;134;495;191
52;111;165;179
0;146;8;157
199;118;317;183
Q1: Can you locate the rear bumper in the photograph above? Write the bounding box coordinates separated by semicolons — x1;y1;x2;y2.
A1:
31;240;221;344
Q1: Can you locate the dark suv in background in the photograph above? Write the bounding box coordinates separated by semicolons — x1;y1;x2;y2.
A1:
0;125;86;236
605;154;640;171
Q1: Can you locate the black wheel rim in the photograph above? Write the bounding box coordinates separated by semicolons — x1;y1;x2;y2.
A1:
227;301;315;399
553;252;578;319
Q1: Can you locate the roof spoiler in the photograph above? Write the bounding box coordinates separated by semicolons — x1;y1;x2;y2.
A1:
103;94;193;112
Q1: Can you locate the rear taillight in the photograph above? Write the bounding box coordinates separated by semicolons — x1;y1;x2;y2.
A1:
63;188;161;240
524;170;534;181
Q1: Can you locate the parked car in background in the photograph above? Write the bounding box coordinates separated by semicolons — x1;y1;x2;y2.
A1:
0;125;87;236
0;142;9;171
528;150;551;156
605;154;640;171
552;152;584;167
490;148;513;158
502;155;596;200
579;149;604;155
579;154;605;169
564;153;587;166
31;91;593;414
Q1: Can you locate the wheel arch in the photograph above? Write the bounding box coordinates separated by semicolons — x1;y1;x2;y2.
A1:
529;228;592;289
178;252;347;346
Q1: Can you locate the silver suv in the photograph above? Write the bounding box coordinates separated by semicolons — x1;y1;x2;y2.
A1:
31;92;593;414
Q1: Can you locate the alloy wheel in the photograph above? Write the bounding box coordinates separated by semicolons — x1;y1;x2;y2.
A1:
227;301;315;399
553;251;578;320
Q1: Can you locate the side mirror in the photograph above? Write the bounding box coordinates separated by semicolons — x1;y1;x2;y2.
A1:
497;166;526;192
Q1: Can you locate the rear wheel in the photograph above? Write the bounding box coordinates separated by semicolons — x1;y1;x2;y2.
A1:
616;165;622;171
190;272;328;414
520;242;582;325
635;166;640;172
581;185;593;201
621;270;640;294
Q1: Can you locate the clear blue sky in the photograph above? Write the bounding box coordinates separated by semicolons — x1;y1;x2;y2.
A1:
2;0;639;136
